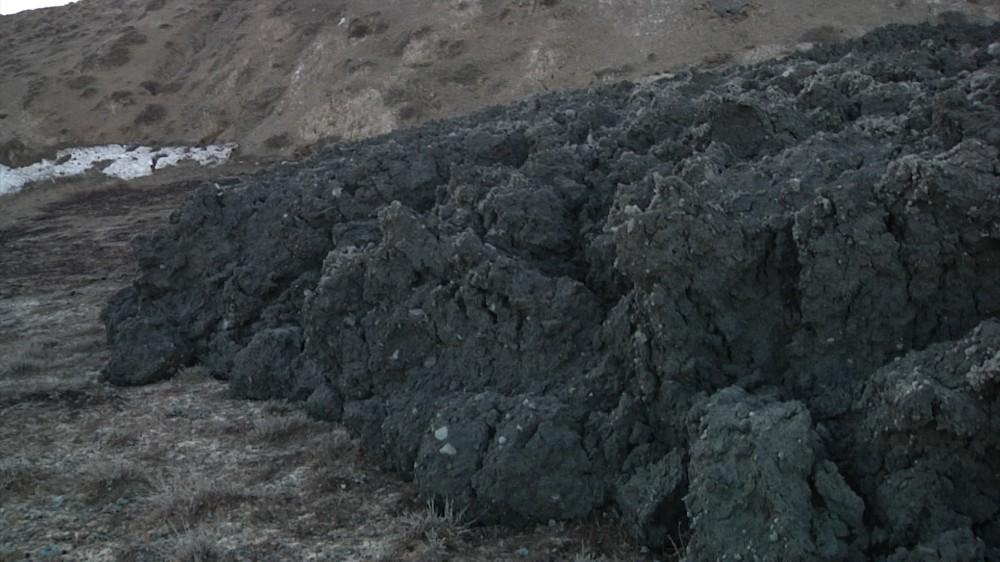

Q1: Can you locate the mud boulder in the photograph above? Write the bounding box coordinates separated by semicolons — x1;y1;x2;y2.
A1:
847;319;1000;560
685;387;866;561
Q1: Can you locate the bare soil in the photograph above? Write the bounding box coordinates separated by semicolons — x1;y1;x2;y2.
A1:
0;170;655;561
2;0;998;162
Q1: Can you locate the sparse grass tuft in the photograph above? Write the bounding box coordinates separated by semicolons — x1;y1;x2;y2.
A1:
0;457;37;495
399;498;470;551
573;548;609;562
165;529;237;562
82;459;151;503
94;427;139;449
249;411;311;442
0;341;47;378
113;544;165;562
664;521;692;561
174;365;212;383
312;428;355;460
262;401;295;416
153;478;251;529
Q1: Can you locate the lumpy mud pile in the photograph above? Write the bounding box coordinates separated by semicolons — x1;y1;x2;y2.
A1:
104;23;1000;560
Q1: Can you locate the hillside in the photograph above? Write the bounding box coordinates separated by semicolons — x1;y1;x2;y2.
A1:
1;0;997;164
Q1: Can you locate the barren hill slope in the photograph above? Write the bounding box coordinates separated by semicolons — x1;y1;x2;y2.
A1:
2;0;998;164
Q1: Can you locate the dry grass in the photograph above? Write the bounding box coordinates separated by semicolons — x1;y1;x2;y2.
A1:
81;459;151;503
0;457;37;495
371;498;472;560
152;478;252;529
173;365;212;384
403;497;470;541
162;529;237;562
93;426;139;449
0;340;47;378
572;548;610;562
249;410;312;442
664;522;692;562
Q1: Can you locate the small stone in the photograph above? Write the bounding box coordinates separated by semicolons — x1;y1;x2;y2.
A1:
988;43;1000;57
515;547;530;558
434;426;449;441
439;443;457;456
709;0;749;16
34;545;62;560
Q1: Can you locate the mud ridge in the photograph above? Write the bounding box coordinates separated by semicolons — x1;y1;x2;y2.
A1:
104;23;1000;559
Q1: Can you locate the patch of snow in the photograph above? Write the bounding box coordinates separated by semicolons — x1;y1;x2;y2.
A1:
0;143;238;196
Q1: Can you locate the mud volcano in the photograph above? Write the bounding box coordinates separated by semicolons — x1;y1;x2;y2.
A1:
104;23;1000;560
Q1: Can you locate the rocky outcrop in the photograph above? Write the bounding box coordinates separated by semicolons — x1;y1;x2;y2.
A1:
103;23;1000;559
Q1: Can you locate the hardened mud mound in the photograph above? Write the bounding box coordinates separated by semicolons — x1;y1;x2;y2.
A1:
103;23;1000;560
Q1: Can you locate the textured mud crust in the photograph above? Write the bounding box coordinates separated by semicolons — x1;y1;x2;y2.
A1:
104;23;1000;560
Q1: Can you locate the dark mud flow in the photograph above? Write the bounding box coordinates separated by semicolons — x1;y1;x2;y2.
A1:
104;23;1000;560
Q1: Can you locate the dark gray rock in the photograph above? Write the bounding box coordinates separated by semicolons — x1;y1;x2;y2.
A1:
103;23;1000;558
102;289;192;385
685;387;865;561
709;0;750;17
304;383;344;422
230;326;302;400
615;450;686;549
845;319;1000;562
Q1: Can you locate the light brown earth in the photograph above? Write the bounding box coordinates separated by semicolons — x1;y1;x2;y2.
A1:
1;0;999;560
1;0;998;164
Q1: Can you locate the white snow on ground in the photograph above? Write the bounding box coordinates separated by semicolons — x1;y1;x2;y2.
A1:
0;143;238;196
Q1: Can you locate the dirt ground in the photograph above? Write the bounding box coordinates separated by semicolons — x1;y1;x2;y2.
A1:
0;169;659;562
